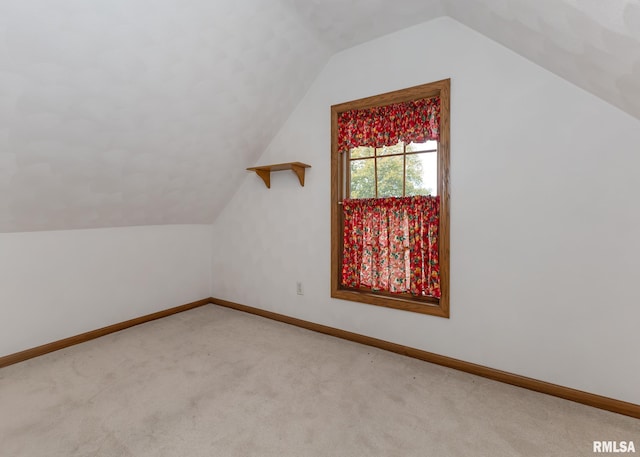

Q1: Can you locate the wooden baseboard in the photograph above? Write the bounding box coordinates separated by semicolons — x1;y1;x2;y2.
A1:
210;297;640;420
0;298;211;369
3;296;637;420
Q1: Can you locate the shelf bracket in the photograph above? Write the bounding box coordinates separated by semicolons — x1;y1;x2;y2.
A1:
254;169;271;188
290;163;306;187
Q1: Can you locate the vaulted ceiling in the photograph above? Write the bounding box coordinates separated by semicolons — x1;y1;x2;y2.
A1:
1;0;638;232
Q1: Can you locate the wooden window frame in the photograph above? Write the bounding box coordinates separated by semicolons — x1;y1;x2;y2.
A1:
330;79;451;318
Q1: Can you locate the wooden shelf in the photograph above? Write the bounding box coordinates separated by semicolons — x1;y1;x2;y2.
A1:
246;162;311;189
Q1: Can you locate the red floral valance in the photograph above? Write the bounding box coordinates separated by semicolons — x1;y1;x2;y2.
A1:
341;195;440;298
338;97;440;155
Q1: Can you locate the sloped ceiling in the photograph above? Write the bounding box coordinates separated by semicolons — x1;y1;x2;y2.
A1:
0;0;331;232
1;0;639;233
446;0;640;121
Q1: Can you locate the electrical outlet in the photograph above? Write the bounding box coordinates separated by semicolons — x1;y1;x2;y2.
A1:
296;281;304;295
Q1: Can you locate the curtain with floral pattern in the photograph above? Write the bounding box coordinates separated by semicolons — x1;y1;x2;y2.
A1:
337;97;440;155
341;196;440;298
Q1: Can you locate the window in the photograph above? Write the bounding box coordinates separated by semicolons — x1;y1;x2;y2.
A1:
348;141;438;199
331;79;450;317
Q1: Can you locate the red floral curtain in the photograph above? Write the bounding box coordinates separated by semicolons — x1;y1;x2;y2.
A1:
341;196;440;298
337;97;440;155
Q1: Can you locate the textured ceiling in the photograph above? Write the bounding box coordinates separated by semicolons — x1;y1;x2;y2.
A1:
446;0;640;120
280;0;447;51
1;0;639;232
0;0;331;232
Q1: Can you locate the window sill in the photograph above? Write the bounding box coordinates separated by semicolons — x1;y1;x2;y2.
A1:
331;288;449;318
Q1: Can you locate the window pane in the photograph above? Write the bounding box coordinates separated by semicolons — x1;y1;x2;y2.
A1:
350;158;376;199
350;146;374;159
377;155;404;197
377;142;404;156
406;140;438;153
406;152;438;196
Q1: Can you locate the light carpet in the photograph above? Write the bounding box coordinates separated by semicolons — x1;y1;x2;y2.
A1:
0;305;637;456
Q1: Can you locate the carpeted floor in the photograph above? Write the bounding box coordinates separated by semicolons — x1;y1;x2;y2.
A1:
0;305;637;456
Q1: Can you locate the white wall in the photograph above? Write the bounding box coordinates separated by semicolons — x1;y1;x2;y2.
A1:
0;224;211;357
211;17;640;405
